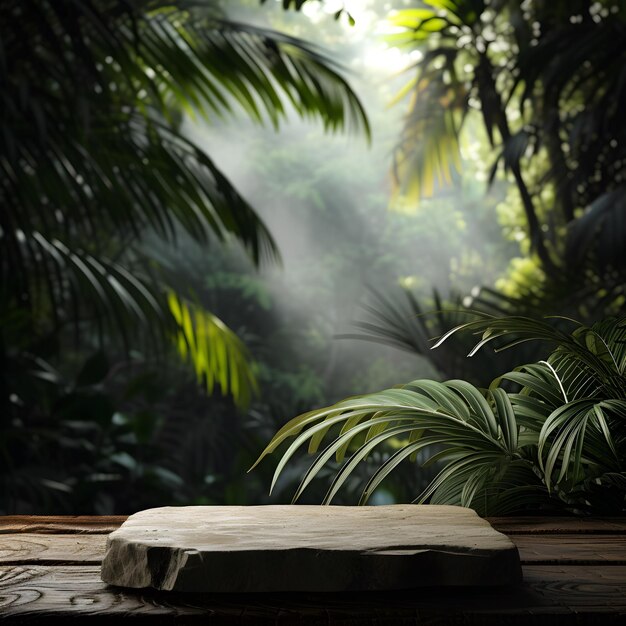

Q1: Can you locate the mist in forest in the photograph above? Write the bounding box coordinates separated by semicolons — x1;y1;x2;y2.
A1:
184;0;512;401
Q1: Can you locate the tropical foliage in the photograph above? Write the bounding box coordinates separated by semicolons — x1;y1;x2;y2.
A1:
4;0;625;517
274;0;626;381
0;0;368;403
388;0;626;285
256;315;626;515
340;287;533;385
335;0;626;391
0;0;370;512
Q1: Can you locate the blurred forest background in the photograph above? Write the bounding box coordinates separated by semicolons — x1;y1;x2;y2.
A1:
2;0;625;513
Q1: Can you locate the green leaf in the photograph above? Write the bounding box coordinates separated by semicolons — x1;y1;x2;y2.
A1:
491;388;518;451
167;292;258;409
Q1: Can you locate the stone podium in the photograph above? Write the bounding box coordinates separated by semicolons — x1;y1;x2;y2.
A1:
101;505;522;592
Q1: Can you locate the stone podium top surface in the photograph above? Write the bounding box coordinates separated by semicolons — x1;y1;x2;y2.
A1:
110;504;513;552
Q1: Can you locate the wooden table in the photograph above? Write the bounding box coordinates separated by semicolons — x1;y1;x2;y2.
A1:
1;515;625;624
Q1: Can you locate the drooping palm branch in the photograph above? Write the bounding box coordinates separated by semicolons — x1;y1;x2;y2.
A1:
0;0;369;404
386;5;469;207
336;287;507;384
387;0;562;271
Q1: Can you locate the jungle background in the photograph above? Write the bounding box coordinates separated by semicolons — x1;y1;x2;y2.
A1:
2;0;625;514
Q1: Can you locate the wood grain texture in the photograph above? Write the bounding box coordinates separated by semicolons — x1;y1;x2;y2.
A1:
3;533;626;566
0;565;625;624
0;535;107;565
513;535;626;564
0;517;127;535
488;517;626;535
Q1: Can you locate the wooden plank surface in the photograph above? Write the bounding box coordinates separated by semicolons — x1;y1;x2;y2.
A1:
0;565;625;624
488;516;626;534
0;534;106;565
0;516;127;535
513;535;626;564
0;515;625;624
3;532;626;567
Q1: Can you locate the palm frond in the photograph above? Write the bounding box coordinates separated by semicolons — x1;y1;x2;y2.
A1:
341;286;535;384
2;232;258;407
538;399;625;490
167;292;258;408
390;62;465;208
387;1;490;208
1;1;370;271
257;315;626;514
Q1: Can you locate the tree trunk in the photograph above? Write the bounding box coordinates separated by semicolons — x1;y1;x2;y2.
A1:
476;54;558;275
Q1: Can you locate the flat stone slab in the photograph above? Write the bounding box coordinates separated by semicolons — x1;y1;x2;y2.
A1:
101;505;522;592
